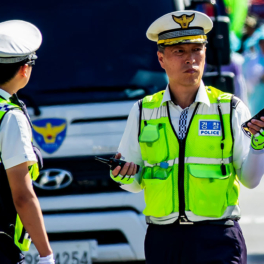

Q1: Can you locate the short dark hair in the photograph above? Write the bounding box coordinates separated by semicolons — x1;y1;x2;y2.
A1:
157;44;166;53
0;59;29;85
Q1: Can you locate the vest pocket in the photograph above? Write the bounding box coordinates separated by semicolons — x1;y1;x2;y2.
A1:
188;164;231;218
139;123;169;164
142;166;173;217
227;176;240;206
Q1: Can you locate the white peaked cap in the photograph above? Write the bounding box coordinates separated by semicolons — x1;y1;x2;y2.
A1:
147;10;213;46
0;20;42;63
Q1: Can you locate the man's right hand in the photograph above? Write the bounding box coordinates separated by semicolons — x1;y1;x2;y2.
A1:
111;153;138;184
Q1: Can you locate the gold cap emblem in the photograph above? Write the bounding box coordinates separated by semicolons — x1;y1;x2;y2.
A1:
172;14;195;29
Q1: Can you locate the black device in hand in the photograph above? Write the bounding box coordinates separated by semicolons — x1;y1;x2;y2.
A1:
241;108;264;137
94;156;140;173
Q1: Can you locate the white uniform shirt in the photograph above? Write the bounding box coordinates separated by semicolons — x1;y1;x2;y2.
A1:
0;89;37;169
118;82;264;193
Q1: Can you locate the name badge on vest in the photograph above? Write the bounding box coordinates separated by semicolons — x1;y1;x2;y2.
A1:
199;120;221;136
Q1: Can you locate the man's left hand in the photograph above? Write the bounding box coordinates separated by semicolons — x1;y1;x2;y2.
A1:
248;116;264;150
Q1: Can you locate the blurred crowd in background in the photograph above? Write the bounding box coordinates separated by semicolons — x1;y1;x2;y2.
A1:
198;0;264;115
241;0;264;115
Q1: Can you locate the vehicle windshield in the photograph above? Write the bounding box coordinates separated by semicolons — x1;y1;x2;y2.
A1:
1;0;175;106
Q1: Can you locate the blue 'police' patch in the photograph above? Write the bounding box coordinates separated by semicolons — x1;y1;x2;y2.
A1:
199;120;221;136
32;118;67;154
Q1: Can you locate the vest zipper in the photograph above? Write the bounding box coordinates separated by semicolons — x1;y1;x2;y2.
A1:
217;97;227;176
178;139;190;224
166;102;200;224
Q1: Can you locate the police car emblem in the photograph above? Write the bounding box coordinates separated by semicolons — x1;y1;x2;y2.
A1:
32;118;67;154
199;120;221;136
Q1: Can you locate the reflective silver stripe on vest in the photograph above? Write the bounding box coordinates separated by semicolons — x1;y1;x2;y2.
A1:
144;159;178;167
144;156;232;167
197;102;230;115
141;102;231;121
141;105;167;120
185;156;233;164
146;205;241;224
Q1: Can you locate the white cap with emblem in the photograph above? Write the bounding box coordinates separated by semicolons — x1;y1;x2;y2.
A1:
0;20;42;64
147;10;213;46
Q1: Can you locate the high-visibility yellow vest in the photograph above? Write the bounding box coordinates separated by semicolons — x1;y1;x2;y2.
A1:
138;86;240;220
0;97;40;251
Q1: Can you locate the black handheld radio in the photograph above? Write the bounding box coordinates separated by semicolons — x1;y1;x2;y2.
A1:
241;108;264;137
94;156;140;173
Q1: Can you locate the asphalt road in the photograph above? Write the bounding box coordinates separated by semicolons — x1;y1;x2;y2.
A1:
239;177;264;263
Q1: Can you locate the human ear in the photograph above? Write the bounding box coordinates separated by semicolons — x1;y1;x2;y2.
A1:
157;51;165;69
19;64;29;78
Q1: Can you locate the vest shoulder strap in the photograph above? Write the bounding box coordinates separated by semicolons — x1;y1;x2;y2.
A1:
229;95;241;143
142;90;165;109
0;107;21;127
231;95;240;110
138;99;143;141
206;86;233;103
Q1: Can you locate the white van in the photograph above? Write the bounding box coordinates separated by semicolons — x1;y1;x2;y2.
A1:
0;0;175;263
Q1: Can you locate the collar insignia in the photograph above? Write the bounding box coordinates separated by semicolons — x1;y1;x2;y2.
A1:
172;14;195;29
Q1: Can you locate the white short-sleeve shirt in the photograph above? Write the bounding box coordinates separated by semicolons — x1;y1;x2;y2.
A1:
0;89;37;169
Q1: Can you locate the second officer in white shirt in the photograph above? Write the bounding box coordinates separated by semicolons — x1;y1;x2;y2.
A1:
0;20;54;264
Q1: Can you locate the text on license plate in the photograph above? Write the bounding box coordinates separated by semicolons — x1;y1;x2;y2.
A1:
24;240;97;264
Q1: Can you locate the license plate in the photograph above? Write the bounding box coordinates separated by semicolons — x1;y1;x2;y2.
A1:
24;240;98;264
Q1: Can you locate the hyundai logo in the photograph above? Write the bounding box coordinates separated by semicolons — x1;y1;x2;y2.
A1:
33;169;73;190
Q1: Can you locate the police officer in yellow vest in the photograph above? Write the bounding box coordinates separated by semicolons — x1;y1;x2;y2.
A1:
0;20;54;263
111;11;264;264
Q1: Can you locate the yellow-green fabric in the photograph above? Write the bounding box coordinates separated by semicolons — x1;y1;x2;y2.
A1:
251;130;264;150
223;0;248;39
14;215;32;251
139;86;239;218
0;97;39;251
15;163;39;251
110;171;134;184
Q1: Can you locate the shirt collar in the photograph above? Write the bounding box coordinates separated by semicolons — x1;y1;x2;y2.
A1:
160;81;210;107
0;89;12;101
